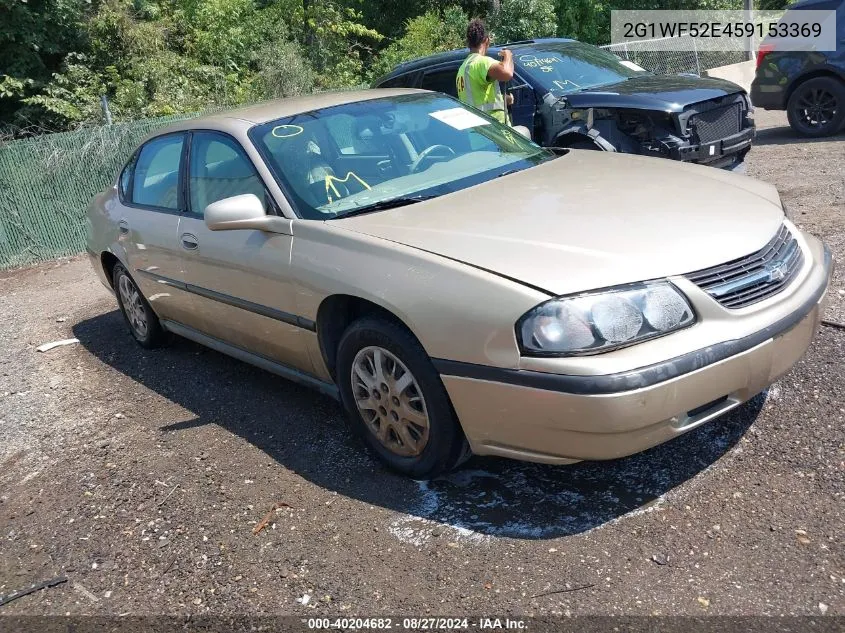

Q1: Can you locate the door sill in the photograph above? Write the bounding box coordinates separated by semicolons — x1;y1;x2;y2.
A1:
160;319;340;400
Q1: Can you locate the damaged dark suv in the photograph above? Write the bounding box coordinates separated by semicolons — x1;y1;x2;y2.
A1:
374;38;756;170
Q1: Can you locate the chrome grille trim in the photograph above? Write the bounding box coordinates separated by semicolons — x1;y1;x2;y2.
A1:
685;224;804;309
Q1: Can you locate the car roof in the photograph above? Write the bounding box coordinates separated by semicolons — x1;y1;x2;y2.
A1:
374;37;577;84
144;88;427;141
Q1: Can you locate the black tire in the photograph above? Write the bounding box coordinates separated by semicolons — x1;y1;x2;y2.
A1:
786;76;845;138
112;263;167;349
336;317;469;479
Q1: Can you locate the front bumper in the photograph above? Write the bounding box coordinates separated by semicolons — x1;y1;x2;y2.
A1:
673;126;755;166
439;243;833;465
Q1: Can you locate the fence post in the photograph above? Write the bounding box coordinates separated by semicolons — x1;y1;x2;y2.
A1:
100;95;113;125
692;37;701;76
744;0;754;61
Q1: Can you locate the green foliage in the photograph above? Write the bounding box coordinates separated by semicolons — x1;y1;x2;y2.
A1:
369;6;468;81
302;1;384;89
255;40;316;98
755;0;790;9
555;0;745;44
489;0;558;43
556;0;609;43
22;54;106;126
0;0;769;134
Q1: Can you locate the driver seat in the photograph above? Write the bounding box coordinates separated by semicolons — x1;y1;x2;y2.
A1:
277;133;349;207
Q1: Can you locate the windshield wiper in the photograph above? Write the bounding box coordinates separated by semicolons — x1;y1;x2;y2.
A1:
332;195;437;219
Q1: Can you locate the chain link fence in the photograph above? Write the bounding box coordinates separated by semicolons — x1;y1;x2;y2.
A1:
601;35;752;75
0;112;216;270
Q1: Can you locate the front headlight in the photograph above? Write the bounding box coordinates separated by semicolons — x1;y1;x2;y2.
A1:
517;282;696;356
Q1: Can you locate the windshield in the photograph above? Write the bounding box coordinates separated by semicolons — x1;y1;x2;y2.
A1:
516;42;651;96
250;93;553;220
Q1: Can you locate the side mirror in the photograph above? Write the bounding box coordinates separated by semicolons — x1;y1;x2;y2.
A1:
513;125;532;140
204;194;286;232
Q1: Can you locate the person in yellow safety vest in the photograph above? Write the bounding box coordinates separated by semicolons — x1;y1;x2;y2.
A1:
456;18;515;126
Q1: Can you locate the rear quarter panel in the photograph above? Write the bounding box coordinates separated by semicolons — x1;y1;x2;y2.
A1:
86;185;126;287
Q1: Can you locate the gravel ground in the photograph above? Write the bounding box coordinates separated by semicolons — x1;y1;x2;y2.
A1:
0;110;843;621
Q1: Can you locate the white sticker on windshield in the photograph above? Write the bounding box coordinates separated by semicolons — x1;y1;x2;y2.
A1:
619;60;647;72
430;108;491;130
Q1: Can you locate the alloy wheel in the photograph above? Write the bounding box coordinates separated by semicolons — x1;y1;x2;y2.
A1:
118;274;148;339
350;346;430;457
794;86;838;131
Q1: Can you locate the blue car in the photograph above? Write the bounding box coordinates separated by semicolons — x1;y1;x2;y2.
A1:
750;0;845;137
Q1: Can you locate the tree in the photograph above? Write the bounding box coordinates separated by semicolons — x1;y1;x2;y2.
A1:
489;0;557;43
369;5;468;80
0;0;90;129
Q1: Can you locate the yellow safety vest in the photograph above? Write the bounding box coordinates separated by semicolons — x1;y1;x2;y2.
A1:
456;53;509;125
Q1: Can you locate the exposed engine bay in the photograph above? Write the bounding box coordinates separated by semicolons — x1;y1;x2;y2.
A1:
539;92;755;169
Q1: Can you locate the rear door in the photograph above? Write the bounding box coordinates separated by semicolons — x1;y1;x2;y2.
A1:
176;130;313;373
118;132;195;324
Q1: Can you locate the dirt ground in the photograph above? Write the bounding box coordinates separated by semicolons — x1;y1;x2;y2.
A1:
0;110;843;621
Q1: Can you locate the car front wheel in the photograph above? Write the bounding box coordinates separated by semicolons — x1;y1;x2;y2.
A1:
786;76;845;137
112;263;167;348
336;317;469;478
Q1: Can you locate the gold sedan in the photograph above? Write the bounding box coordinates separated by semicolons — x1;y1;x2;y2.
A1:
86;89;834;478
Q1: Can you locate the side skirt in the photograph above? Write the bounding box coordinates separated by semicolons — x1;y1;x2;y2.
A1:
160;319;340;401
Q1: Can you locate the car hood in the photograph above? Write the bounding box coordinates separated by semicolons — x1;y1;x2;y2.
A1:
334;152;785;296
561;75;745;112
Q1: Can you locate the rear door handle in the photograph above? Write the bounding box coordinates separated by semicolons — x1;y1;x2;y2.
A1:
180;233;199;250
118;219;130;235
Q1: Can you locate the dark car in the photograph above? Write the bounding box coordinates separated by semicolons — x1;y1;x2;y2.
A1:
374;38;755;170
750;0;845;137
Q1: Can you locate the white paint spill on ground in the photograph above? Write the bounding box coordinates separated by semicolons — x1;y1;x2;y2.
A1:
387;395;764;546
765;383;781;401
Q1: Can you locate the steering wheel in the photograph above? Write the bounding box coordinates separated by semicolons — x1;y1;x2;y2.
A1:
409;144;456;173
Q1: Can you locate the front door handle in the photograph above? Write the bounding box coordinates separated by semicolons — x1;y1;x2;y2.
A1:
180;233;199;250
118;219;130;235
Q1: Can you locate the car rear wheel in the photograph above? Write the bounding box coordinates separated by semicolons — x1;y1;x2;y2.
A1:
786;76;845;137
336;317;469;478
113;263;167;348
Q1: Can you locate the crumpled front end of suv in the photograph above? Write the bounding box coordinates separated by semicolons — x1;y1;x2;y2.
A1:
541;90;756;169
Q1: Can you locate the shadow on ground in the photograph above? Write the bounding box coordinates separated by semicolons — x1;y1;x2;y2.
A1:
74;310;762;540
753;124;845;146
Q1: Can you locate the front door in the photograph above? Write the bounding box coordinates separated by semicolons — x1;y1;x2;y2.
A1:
508;74;538;134
176;131;313;374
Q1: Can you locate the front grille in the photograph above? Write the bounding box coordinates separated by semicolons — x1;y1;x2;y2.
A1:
690;103;742;143
685;224;804;309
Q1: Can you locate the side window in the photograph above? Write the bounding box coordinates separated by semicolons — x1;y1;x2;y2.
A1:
131;135;184;210
420;68;460;97
188;132;266;217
